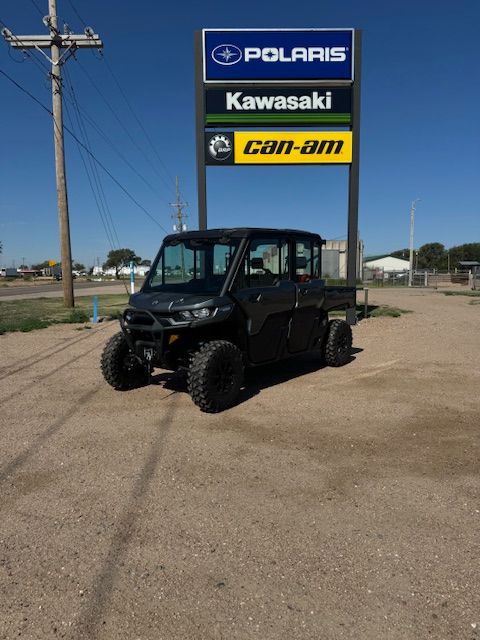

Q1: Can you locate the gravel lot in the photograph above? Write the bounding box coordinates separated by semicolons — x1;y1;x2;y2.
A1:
1;288;479;640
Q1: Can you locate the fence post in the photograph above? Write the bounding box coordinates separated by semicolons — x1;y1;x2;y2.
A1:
364;287;369;319
424;271;428;287
129;261;135;295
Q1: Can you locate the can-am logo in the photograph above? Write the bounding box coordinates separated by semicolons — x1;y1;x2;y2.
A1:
208;134;232;161
211;45;346;65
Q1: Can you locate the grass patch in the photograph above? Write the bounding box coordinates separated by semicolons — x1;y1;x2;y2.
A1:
369;305;412;318
443;290;480;297
0;293;128;334
331;304;413;319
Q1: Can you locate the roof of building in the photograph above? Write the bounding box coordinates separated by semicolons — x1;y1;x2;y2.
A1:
364;255;410;271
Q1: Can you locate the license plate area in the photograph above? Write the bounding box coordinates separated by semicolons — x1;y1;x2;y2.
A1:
135;340;157;362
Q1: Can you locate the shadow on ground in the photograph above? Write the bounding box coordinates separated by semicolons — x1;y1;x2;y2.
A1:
149;347;363;407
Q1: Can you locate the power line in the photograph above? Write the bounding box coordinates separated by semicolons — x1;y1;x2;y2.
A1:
28;0;44;17
63;64;121;248
65;0;87;28
0;66;169;234
61;72;168;200
101;54;177;186
74;57;176;198
1;17;51;75
63;97;117;250
63;72;118;250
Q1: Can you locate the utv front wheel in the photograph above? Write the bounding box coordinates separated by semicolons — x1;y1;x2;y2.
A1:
325;319;352;367
101;331;149;390
188;340;244;413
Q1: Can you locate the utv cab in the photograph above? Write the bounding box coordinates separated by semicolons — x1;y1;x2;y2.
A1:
101;228;356;412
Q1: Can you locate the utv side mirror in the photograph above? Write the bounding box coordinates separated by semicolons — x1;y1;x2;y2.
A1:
296;256;307;270
250;257;264;270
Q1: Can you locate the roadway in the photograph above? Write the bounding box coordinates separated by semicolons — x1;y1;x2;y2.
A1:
0;279;132;300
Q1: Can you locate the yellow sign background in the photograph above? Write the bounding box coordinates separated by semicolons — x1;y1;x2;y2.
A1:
234;131;352;164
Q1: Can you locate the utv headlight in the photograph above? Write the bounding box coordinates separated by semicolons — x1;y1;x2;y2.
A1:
124;310;134;323
192;308;212;319
178;308;213;321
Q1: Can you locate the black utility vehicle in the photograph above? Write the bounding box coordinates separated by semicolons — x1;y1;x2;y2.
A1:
101;228;356;412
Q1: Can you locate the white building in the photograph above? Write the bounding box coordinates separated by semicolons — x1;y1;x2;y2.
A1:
363;256;410;273
92;264;151;277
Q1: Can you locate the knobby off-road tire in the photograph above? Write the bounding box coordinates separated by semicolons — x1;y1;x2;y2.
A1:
101;331;149;390
325;319;352;367
187;340;244;413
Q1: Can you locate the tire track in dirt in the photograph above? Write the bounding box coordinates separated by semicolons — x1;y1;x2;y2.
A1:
0;385;101;485
0;322;112;382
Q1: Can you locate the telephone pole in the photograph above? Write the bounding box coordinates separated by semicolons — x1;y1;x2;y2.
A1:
170;176;188;278
2;1;102;307
408;198;420;287
170;176;188;233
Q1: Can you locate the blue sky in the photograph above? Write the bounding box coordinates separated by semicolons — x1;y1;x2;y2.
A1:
0;0;479;267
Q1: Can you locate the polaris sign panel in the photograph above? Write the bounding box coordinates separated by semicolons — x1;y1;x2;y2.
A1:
205;86;352;126
203;29;354;82
205;131;352;165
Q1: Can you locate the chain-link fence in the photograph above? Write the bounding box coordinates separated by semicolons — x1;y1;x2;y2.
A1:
363;268;472;288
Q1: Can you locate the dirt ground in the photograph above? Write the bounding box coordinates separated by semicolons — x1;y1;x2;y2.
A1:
1;288;479;640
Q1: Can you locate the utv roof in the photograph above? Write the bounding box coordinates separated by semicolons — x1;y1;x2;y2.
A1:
164;228;323;242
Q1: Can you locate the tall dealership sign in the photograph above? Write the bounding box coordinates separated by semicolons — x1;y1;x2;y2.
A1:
195;28;362;323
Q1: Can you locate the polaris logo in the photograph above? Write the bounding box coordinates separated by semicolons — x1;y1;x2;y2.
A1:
211;45;347;65
243;47;347;63
226;90;332;111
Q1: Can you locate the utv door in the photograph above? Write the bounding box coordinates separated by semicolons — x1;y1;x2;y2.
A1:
231;238;296;364
288;239;326;353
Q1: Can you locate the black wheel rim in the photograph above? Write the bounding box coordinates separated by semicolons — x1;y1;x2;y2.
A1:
337;333;349;354
123;353;139;372
213;360;235;394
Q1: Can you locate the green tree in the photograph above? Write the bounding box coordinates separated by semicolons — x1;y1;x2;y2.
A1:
448;243;480;269
417;243;447;270
31;260;51;271
103;248;141;279
140;259;151;267
73;262;85;271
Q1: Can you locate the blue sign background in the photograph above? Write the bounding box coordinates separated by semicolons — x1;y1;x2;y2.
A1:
204;30;353;82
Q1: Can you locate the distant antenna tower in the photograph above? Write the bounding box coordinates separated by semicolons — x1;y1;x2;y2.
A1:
170;176;188;232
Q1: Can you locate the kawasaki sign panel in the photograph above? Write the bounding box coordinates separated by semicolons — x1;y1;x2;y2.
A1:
205;131;352;165
203;29;354;82
205;86;352;126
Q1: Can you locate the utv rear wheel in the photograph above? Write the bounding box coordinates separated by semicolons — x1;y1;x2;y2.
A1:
101;331;149;390
188;340;244;413
325;319;352;367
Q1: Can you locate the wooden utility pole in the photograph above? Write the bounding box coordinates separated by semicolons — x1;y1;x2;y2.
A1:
170;176;188;278
2;1;102;307
170;176;188;233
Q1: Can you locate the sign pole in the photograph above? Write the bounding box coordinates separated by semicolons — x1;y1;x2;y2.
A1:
346;29;362;326
194;31;207;230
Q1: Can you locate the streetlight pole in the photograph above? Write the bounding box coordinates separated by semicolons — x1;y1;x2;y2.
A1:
408;198;420;287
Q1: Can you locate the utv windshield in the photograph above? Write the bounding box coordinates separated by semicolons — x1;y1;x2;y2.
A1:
144;237;241;295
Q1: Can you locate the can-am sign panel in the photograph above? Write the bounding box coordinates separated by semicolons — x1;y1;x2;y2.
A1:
203;29;354;82
205;131;352;165
205;86;352;126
